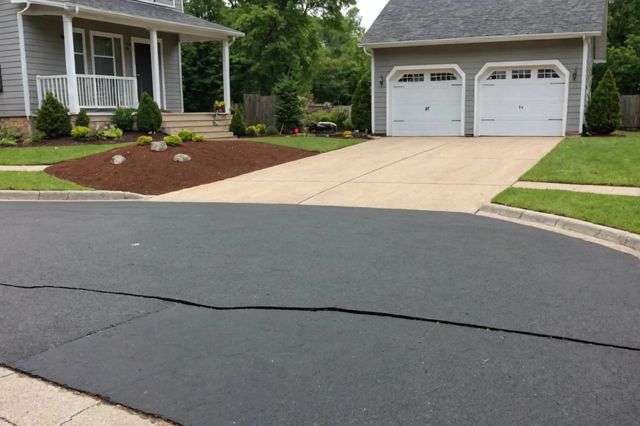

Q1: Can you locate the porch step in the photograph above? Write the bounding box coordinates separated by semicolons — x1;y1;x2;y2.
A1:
200;131;235;140
162;112;231;123
163;121;227;129
163;125;231;135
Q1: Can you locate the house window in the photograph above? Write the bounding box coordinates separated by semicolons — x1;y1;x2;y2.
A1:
430;72;457;81
538;68;560;79
92;33;124;76
487;71;506;80
398;73;425;83
73;30;86;74
512;69;532;79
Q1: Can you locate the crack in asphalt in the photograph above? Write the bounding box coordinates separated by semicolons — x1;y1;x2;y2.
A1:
2;282;639;353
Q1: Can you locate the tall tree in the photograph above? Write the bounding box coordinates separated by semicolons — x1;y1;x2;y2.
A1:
608;0;640;47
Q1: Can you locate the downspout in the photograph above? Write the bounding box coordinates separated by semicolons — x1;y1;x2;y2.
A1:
362;47;375;134
17;2;32;118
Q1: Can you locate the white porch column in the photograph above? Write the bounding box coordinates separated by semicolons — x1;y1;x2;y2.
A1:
62;15;80;114
222;38;231;114
149;29;162;107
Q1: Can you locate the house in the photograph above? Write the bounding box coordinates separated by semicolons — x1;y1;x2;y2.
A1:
0;0;243;137
362;0;608;137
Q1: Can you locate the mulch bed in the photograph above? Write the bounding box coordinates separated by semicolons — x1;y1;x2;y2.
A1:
46;139;317;195
24;132;157;147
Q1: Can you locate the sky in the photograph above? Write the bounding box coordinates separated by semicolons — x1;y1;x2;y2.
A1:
356;0;388;29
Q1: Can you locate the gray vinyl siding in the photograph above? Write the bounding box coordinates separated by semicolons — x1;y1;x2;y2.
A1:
0;2;25;117
373;39;585;135
23;15;183;114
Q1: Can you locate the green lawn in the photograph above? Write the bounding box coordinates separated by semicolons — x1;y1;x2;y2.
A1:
0;172;87;191
0;143;130;165
251;136;365;152
493;188;640;234
521;133;640;187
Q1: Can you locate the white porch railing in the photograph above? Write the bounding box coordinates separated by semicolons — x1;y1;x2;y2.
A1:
36;75;139;110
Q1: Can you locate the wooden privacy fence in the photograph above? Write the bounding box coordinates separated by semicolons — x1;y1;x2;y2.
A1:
243;94;275;125
620;95;640;129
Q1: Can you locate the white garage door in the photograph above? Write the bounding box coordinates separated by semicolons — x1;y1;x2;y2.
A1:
390;69;463;136
477;66;566;136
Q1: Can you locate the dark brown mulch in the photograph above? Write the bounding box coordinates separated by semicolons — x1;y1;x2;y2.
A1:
25;132;161;147
46;139;317;195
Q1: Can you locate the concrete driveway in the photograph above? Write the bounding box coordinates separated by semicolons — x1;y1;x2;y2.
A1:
153;137;561;212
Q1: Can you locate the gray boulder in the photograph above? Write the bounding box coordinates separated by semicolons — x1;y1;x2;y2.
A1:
150;141;168;152
173;153;192;163
111;155;126;165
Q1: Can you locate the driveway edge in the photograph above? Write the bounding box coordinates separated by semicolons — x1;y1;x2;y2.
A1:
477;203;640;258
0;190;147;201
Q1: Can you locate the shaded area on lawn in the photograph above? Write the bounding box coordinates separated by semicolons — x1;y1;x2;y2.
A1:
493;188;640;234
0;172;87;191
0;143;130;166
521;133;640;187
46;140;316;195
253;135;365;152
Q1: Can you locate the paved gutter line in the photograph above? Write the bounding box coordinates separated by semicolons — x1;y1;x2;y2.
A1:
2;281;639;353
514;181;640;196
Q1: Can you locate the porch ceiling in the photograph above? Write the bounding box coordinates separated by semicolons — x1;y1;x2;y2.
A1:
13;0;244;41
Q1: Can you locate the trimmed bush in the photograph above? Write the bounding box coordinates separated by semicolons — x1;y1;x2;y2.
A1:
246;125;259;137
192;134;205;142
0;138;17;147
351;74;372;133
274;77;303;133
97;126;123;140
136;135;153;146
586;69;622;135
112;107;137;131
230;108;246;137
178;130;194;142
75;109;90;127
164;134;183;146
137;93;163;133
35;92;72;138
255;123;267;136
265;125;279;136
71;126;91;141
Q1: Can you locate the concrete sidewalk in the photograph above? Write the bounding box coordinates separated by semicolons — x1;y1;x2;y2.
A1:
153;137;561;213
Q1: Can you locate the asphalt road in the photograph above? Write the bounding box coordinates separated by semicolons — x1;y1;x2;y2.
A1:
1;202;639;425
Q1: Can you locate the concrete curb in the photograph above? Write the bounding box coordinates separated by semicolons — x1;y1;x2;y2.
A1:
0;190;146;201
478;203;640;256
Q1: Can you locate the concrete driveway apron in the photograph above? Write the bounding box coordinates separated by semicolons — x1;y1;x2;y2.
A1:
153;137;561;213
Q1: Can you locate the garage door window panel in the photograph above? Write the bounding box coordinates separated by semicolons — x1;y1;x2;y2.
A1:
398;73;425;83
512;69;532;79
538;69;560;79
430;72;457;81
487;71;506;80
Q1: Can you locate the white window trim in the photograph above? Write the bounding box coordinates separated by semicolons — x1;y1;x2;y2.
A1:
131;36;167;110
473;60;570;137
73;28;88;75
134;0;176;8
90;31;126;77
386;64;466;137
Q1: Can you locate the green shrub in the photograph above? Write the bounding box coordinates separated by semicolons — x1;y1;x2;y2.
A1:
136;135;153;146
112;107;137;131
27;129;46;144
97;126;123;140
331;109;350;130
274;77;303;133
351;74;372;133
246;125;259;137
71;126;91;141
586;69;622;135
75;109;90;127
137;93;162;133
265;125;279;136
0;138;17;147
230;108;246;137
255;123;267;136
178;130;194;142
35;92;72;138
192;134;205;142
164;134;183;146
0;126;21;143
343;118;353;131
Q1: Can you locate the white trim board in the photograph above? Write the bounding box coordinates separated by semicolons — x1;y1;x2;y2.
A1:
16;2;31;116
473;60;570;137
579;37;590;132
385;64;466;137
131;36;167;110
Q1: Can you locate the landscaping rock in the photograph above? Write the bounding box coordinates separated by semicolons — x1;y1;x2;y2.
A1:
111;155;126;165
150;141;168;152
173;153;192;163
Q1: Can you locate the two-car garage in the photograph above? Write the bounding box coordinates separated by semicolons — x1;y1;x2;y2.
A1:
386;62;569;137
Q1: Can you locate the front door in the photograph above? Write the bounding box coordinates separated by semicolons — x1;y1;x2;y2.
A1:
134;43;154;100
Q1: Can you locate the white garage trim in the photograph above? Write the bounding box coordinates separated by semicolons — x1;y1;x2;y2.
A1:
473;60;570;136
579;36;590;132
386;64;466;136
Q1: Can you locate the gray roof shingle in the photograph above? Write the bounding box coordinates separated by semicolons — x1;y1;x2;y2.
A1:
363;0;606;46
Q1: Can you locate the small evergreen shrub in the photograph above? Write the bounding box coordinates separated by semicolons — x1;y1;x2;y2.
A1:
246;125;259;137
112;108;137;131
274;77;303;133
265;125;279;136
343;118;353;131
137;93;162;133
230;109;246;137
192;134;205;142
0;138;17;147
136;135;153;146
586;69;622;135
178;130;194;142
97;126;123;140
255;123;267;136
35;92;72;138
71;126;91;141
351;74;372;133
164;134;183;146
75;109;90;127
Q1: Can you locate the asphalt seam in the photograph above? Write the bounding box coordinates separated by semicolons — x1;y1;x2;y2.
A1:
2;282;638;353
